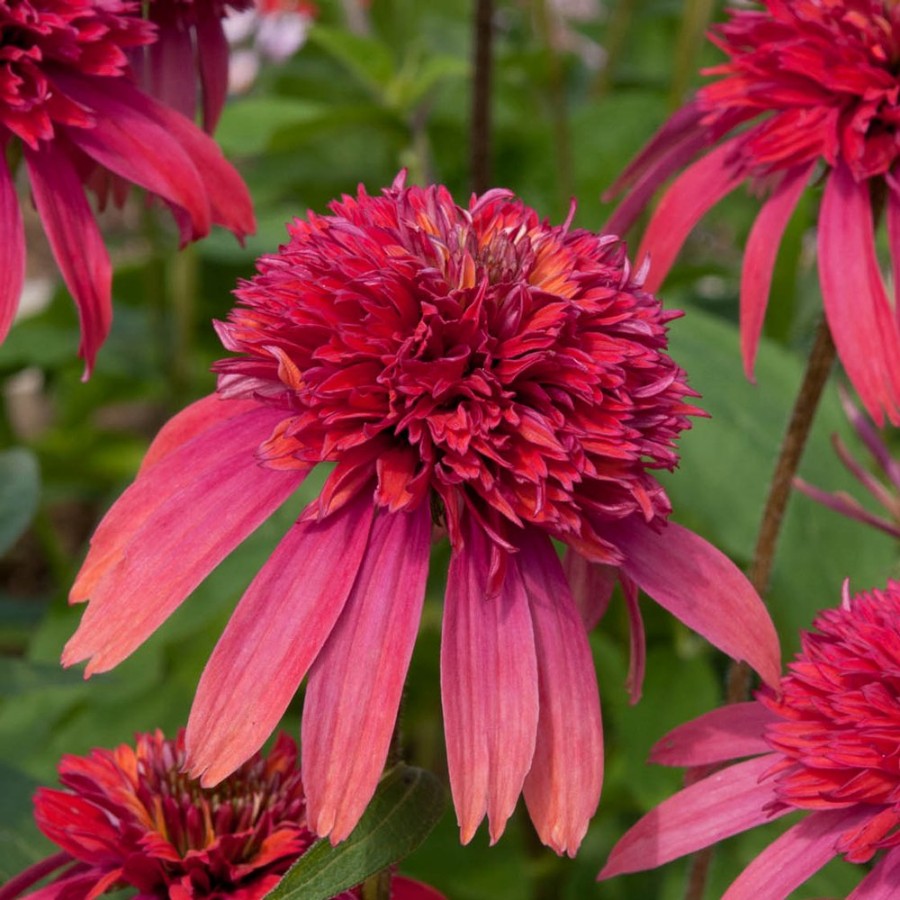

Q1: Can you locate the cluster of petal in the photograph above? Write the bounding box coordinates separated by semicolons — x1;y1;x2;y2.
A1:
0;729;444;900
63;175;779;857
0;0;254;374
601;581;900;899
138;0;253;132
797;388;900;539
605;0;900;426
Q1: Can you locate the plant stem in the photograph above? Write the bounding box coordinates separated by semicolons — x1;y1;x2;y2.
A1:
683;317;836;900
470;0;493;193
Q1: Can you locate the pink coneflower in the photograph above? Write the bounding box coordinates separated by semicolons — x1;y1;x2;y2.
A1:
796;388;900;540
138;0;254;133
62;174;780;856
600;580;900;898
0;0;254;375
0;729;444;900
605;0;900;426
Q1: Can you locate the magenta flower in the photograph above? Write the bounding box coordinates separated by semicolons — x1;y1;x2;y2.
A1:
605;0;900;426
137;0;253;133
0;729;445;900
600;580;900;898
62;175;779;856
796;388;900;540
0;0;254;375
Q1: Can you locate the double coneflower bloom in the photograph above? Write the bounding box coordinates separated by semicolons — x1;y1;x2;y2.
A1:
601;580;900;898
0;0;254;373
63;176;780;856
0;730;443;900
606;0;900;425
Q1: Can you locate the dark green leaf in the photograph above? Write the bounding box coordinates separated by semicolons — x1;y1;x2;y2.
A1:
0;449;40;556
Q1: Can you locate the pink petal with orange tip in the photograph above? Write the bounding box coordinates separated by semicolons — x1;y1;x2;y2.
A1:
520;528;603;858
0;144;24;344
598;755;784;879
637;137;745;292
603;516;782;688
24;141;111;378
441;518;539;846
650;702;778;767
819;162;900;426
302;503;432;842
186;491;377;786
723;807;871;900
740;163;812;381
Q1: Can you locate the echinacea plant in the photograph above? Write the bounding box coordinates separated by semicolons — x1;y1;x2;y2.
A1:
605;0;900;426
600;580;900;899
62;175;780;857
0;730;444;900
0;0;254;374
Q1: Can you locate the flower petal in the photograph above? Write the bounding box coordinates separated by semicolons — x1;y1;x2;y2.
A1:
601;516;782;688
740;163;812;380
562;550;617;630
148;18;196;122
650;702;778;766
195;14;230;133
0;143;24;344
440;517;539;845
302;503;432;842
723;807;871;900
598;754;784;878
637;136;745;292
819;162;900;426
24;141;112;377
848;845;900;899
519;528;604;858
186;491;377;786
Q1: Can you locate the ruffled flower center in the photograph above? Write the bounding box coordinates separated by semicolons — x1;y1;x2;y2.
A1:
699;0;900;180
0;0;153;147
760;584;900;862
214;178;698;560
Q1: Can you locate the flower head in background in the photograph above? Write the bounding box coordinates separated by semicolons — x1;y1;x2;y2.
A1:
605;0;900;426
224;0;316;95
63;174;779;856
0;0;254;375
138;0;254;132
796;388;900;540
601;580;900;898
0;729;445;900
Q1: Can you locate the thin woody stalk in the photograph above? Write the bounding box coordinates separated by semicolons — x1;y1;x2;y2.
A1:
470;0;493;193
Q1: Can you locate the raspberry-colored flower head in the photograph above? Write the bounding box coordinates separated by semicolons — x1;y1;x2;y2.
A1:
63;174;779;856
0;729;443;900
137;0;254;133
601;580;900;898
605;0;900;426
0;0;254;375
796;388;900;540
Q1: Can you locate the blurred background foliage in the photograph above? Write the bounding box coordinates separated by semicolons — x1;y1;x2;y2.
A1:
1;0;898;897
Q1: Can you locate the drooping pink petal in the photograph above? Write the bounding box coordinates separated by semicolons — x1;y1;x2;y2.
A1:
390;877;448;900
619;574;646;704
598;755;784;879
723;807;871;900
601;516;782;688
23;141;112;377
562;550;617;630
886;182;900;329
148;19;196;123
819;162;900;426
740;163;813;380
0;143;24;344
441;517;539;845
302;504;432;842
195;14;230;133
637;137;745;292
63;425;305;676
848;845;900;899
519;528;604;858
186;492;377;786
793;478;900;540
69;402;280;604
650;702;778;766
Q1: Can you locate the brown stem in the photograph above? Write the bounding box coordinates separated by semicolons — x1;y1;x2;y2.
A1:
470;0;493;193
683;318;837;900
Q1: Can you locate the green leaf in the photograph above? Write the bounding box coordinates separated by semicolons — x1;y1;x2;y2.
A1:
0;657;83;697
216;98;331;156
309;26;396;100
266;764;446;900
0;449;40;556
